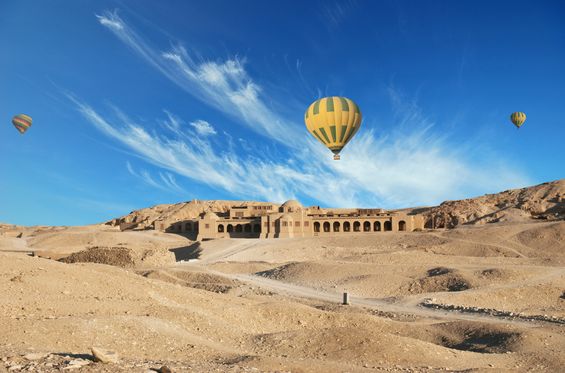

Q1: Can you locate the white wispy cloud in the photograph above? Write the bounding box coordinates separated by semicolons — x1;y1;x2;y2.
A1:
190;119;216;136
126;160;184;193
74;97;528;208
125;160;137;177
86;11;531;208
96;14;124;30
97;10;293;146
159;172;183;192
320;0;359;28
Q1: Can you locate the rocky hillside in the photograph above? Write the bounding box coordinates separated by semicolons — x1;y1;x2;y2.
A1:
423;179;565;228
106;200;275;230
107;180;564;231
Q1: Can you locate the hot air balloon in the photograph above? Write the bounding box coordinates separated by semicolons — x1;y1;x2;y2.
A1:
304;96;362;160
12;114;32;134
510;112;526;129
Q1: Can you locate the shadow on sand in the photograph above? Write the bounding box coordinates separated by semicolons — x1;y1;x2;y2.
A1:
169;242;202;261
53;352;95;360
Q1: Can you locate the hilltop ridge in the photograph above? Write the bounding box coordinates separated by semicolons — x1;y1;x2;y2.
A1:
107;179;564;231
422;179;564;228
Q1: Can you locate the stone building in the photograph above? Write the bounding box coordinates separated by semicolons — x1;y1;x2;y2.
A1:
188;200;424;240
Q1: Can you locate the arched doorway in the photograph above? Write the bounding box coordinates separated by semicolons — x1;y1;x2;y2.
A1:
353;221;361;232
384;221;392;231
374;221;381;231
343;221;351;232
235;224;243;233
244;224;251;233
185;223;192;232
333;222;340;232
227;224;233;233
363;221;371;232
253;224;260;233
218;224;224;233
399;221;406;231
314;222;321;233
323;222;330;232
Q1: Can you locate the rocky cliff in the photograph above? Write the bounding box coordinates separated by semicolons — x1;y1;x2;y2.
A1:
422;179;565;228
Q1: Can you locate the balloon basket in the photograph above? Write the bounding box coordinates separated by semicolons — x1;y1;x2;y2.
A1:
333;154;341;160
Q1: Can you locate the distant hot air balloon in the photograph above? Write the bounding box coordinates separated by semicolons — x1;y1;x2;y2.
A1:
510;112;526;129
304;96;362;160
12;114;32;134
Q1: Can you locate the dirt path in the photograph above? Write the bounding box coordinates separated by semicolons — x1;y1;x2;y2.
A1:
206;267;557;327
171;239;561;328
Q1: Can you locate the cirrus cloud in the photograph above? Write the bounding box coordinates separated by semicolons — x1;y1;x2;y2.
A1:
86;10;531;208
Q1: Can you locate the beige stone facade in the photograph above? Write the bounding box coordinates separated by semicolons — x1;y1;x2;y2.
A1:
169;200;425;241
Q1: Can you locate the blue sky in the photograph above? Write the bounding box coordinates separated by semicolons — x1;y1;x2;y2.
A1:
1;0;564;226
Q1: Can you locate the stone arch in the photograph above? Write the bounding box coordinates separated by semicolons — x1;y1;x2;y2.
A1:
244;224;252;233
343;221;351;232
363;221;371;232
314;222;321;233
185;222;192;232
384;221;392;231
353;221;361;232
235;224;243;233
374;221;381;231
218;224;224;233
333;222;340;232
399;220;406;231
227;224;233;233
323;222;330;232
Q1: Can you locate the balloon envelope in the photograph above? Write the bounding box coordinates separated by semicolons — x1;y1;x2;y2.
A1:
12;114;32;134
510;112;526;129
304;96;362;160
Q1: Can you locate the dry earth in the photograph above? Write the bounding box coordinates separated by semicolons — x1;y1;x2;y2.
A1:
420;179;564;228
1;219;564;372
0;181;564;372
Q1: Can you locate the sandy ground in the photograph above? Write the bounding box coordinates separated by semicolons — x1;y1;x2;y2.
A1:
0;220;564;372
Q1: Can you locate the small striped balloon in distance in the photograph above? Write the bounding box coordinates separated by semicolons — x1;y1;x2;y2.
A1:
510;112;526;129
12;114;33;134
304;96;362;160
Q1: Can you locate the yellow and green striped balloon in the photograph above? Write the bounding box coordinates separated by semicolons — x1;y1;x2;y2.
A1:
12;114;32;134
304;96;362;160
510;112;526;129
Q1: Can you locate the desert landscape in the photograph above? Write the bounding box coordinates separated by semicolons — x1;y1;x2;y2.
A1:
1;180;564;372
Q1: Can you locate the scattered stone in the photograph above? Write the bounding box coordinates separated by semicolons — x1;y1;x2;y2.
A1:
23;352;47;360
67;358;90;367
63;364;84;370
91;347;119;364
158;365;173;373
419;301;565;324
10;275;23;283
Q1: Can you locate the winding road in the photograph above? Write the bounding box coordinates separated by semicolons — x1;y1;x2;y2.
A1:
174;239;564;328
